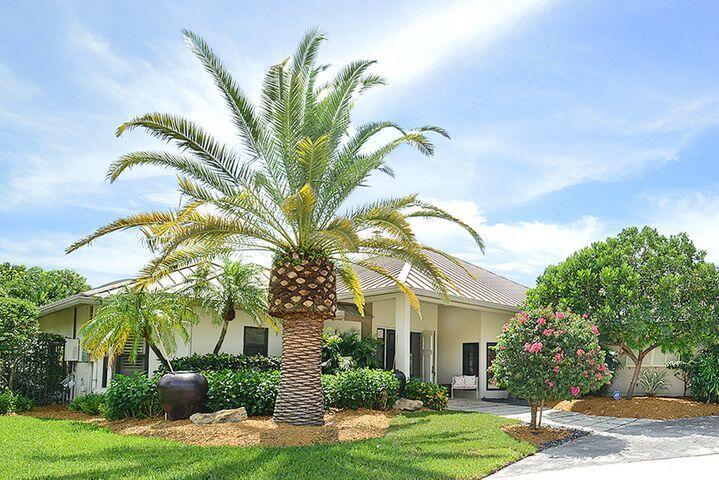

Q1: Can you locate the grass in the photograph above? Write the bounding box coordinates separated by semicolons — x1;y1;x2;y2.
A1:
1;411;535;479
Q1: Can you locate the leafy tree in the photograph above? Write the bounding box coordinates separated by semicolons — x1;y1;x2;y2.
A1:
187;260;272;354
492;307;611;429
0;263;89;306
526;226;719;398
0;297;39;390
67;29;483;425
79;290;198;371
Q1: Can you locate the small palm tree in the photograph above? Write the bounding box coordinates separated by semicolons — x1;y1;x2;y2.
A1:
80;290;198;371
68;29;483;425
187;260;271;354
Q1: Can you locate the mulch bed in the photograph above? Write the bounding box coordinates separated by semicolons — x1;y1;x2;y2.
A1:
553;396;719;420
502;424;586;450
22;406;393;447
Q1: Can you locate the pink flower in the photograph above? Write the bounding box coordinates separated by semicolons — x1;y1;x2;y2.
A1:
597;364;606;372
590;325;600;335
524;342;543;354
596;373;603;380
570;386;581;397
543;328;554;336
582;313;589;319
544;379;554;388
553;366;559;373
576;349;585;356
554;352;564;363
502;323;509;332
537;317;547;326
556;312;565;319
583;370;589;377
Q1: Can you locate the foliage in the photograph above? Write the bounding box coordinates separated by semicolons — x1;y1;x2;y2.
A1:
67;28;485;319
404;379;448;411
322;368;399;410
102;374;163;420
187;260;273;353
687;346;719;403
0;263;88;306
69;393;106;415
0;297;39;390
638;370;668;397
526;226;719;398
80;289;198;370
1;413;535;480
164;352;281;374
666;357;692;396
11;333;66;405
204;369;280;416
492;307;611;428
0;390;33;414
322;330;382;374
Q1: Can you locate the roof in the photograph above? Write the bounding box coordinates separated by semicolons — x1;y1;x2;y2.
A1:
40;251;527;316
336;250;527;311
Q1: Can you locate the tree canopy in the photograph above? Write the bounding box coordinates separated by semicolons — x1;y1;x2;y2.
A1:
0;297;40;390
0;263;89;306
526;226;719;397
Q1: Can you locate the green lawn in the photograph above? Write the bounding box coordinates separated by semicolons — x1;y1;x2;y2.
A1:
1;411;535;480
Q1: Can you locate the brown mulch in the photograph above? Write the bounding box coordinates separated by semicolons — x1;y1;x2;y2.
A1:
553;396;719;420
20;405;102;421
502;424;573;447
22;406;393;447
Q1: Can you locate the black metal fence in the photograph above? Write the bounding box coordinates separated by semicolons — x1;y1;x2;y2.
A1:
13;333;67;405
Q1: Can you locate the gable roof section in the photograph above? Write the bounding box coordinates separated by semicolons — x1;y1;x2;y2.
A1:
336;250;527;311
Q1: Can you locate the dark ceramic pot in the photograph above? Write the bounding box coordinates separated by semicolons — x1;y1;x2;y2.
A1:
393;369;407;397
157;371;208;421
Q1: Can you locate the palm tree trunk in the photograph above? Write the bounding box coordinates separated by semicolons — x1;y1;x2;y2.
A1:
273;313;325;426
148;341;173;372
213;320;230;355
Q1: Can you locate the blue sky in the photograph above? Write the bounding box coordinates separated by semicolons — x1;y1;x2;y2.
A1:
2;0;719;287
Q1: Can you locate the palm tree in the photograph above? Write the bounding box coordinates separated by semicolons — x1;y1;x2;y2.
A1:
68;29;484;426
80;290;198;372
187;260;271;354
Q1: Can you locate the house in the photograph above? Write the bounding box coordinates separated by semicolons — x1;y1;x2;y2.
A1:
38;250;684;399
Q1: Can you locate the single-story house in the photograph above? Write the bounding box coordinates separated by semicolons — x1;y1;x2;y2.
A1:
38;250;685;399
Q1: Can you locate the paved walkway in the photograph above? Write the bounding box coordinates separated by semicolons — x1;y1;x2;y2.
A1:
447;399;719;479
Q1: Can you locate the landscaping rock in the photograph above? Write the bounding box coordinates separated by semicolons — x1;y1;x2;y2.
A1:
190;407;247;424
394;398;423;411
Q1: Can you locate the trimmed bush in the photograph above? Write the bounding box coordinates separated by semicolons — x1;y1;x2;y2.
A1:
204;369;280;416
688;346;719;403
165;353;281;374
0;390;33;414
69;393;105;415
102;374;162;420
322;330;382;374
322;368;399;410
404;379;448;411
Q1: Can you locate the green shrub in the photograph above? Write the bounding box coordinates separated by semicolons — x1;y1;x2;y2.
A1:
68;393;105;415
102;374;162;420
404;379;448;411
204;369;280;416
322;368;399;410
164;353;281;374
688;346;719;403
322;330;382;374
0;390;33;414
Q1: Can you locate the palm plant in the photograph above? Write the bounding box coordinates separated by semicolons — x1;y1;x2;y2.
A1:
68;29;484;426
187;260;271;354
80;290;198;372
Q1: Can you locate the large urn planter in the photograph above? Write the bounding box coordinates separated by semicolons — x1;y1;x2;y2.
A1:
393;369;407;397
157;371;208;421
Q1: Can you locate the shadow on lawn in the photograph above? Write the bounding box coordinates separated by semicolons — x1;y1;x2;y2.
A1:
25;412;531;480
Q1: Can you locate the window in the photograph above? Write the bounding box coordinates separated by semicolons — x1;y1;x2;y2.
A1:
115;337;148;376
462;343;479;376
486;342;502;390
243;326;268;356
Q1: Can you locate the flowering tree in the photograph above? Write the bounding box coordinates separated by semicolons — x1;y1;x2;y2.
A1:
491;307;611;429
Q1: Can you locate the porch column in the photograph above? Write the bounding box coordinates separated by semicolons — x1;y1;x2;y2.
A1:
395;295;411;375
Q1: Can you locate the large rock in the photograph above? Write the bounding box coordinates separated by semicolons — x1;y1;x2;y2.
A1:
190;407;247;425
394;398;423;411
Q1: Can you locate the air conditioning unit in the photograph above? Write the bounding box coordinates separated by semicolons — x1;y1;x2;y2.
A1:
64;338;81;362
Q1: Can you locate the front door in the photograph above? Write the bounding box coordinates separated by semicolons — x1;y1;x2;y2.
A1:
410;332;421;378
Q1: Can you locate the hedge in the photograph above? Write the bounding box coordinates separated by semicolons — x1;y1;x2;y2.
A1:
404;379;448;411
164;353;281;374
102;374;163;420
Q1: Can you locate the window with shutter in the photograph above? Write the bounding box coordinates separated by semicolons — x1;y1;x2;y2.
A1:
462;343;479;376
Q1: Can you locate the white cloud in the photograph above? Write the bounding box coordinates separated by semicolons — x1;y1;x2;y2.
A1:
410;199;610;284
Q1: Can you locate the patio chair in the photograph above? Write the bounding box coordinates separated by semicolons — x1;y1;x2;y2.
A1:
451;375;479;399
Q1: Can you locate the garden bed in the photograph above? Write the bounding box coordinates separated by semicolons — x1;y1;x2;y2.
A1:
553;396;719;419
502;424;585;450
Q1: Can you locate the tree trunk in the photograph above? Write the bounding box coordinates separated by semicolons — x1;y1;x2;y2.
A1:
213;319;230;355
529;403;538;430
273;313;325;426
624;346;655;399
148;341;173;372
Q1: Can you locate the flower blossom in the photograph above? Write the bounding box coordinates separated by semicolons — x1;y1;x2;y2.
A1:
590;324;600;335
537;317;547;326
576;349;585;356
523;342;543;354
556;312;565;319
543;328;554;336
570;386;581;397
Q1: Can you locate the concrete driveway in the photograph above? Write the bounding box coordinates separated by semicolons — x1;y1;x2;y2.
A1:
447;399;719;479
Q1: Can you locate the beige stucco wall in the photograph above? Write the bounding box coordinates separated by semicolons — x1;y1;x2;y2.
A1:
606;348;685;397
